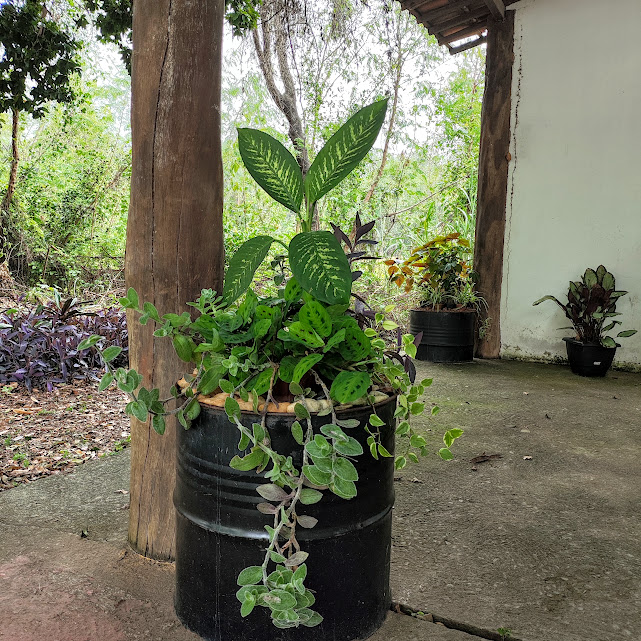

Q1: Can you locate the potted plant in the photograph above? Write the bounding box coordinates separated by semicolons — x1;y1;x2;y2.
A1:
386;233;481;362
82;101;462;641
533;265;637;377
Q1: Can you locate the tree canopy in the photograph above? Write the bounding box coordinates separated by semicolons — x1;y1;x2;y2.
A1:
0;0;80;117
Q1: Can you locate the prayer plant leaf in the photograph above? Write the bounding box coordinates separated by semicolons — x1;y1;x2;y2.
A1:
330;371;370;404
292;353;324;384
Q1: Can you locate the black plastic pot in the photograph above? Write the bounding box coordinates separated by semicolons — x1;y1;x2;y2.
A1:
563;337;616;377
409;308;476;363
174;398;396;641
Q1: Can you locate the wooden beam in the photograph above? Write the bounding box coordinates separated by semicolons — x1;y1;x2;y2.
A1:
428;6;487;35
448;33;486;54
419;0;449;10
417;0;478;24
473;13;514;358
438;23;486;45
401;0;447;14
484;0;505;19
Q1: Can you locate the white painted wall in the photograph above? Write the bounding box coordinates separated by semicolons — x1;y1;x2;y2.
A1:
501;0;641;369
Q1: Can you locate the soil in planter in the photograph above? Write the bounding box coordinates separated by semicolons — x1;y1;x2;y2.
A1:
174;399;396;641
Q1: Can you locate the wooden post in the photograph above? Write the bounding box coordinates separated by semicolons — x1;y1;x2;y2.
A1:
473;12;514;358
126;0;225;560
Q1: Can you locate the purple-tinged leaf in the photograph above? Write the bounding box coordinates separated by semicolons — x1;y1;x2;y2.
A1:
354;219;375;241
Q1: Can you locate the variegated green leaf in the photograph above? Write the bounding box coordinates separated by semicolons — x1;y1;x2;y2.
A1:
237;128;303;214
289;231;352;305
222;235;273;306
304;99;388;207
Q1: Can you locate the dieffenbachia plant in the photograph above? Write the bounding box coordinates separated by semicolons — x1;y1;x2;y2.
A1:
237;98;389;233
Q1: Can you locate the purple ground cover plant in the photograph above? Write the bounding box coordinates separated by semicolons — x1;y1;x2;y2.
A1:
0;297;127;391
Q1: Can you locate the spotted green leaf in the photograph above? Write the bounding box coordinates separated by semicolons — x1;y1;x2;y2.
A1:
330;371;370;404
222;235;274;306
284;277;303;302
237;128;303;214
304;99;388;207
342;325;370;361
288;231;352;305
299;300;332;338
282;322;325;349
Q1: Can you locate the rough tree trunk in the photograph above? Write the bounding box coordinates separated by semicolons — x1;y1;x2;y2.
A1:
126;0;225;561
2;109;20;212
473;14;514;358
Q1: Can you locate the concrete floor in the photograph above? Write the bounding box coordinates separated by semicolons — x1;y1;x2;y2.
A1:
1;359;639;641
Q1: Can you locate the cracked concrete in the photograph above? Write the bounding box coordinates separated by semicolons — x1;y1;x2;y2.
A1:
1;359;639;641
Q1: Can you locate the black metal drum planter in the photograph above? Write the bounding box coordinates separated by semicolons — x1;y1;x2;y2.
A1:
174;398;396;641
409;308;476;363
563;337;616;377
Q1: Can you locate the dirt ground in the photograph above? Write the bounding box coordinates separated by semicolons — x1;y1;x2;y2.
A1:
0;381;130;490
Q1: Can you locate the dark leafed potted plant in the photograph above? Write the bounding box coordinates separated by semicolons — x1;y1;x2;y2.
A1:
83;100;462;641
386;233;481;363
533;265;637;377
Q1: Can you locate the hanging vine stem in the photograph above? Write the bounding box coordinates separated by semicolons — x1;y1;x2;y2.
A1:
255;396;316;582
226;389;323;625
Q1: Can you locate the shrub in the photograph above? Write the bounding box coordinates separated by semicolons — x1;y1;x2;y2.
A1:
0;297;127;390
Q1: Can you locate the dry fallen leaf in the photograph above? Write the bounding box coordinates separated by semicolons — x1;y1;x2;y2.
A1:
469;452;503;465
1;381;129;492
